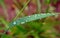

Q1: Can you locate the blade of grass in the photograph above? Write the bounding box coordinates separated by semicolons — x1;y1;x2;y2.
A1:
9;13;58;28
2;13;59;37
36;0;41;13
13;0;23;9
45;0;51;4
13;0;30;20
0;17;9;29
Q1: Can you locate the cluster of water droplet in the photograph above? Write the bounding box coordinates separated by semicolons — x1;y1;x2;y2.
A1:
9;13;58;28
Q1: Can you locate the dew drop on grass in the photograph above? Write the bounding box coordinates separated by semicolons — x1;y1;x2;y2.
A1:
34;14;37;18
26;20;28;22
28;16;30;17
21;22;25;24
52;13;55;15
13;22;16;25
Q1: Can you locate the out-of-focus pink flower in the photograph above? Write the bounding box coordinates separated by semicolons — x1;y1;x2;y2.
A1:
6;6;16;22
4;0;13;5
55;2;60;12
0;6;4;17
0;0;16;22
24;2;37;15
51;0;60;12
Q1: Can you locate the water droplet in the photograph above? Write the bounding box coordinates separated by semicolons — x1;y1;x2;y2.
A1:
13;22;16;25
47;13;51;15
25;20;28;22
28;16;30;17
51;13;55;15
34;15;37;17
41;13;46;15
21;22;25;24
47;13;50;14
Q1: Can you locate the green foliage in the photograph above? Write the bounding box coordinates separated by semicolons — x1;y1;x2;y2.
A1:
0;0;60;38
45;0;51;4
1;34;12;38
9;13;57;29
5;13;58;38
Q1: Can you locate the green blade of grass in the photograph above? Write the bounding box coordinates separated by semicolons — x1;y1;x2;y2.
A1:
3;13;58;37
45;0;51;4
0;17;9;29
9;13;58;28
3;13;58;34
36;0;41;13
13;0;30;20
